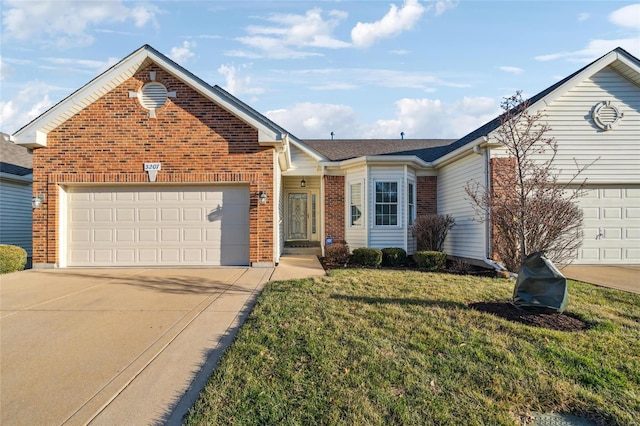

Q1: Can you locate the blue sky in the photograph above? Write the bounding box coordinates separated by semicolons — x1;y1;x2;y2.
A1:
1;0;639;139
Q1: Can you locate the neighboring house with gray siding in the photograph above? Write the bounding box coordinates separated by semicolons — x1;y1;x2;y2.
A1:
0;132;33;262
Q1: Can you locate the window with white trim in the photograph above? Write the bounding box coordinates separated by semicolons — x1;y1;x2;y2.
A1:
350;182;363;226
375;181;398;226
408;182;415;225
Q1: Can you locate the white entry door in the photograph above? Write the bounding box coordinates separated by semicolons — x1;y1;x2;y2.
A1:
66;185;249;267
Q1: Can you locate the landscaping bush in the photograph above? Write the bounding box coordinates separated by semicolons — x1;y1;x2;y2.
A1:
381;247;407;267
0;245;27;274
414;250;447;271
350;247;382;267
411;214;456;251
324;241;350;266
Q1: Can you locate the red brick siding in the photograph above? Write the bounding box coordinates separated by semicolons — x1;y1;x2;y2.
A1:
324;175;345;243
32;64;274;266
416;176;437;217
489;157;517;261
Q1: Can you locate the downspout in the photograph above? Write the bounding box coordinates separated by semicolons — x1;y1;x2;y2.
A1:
320;163;326;257
403;165;408;254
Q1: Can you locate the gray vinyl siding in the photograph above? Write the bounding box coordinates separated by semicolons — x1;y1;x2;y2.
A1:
0;177;33;257
437;154;486;260
368;166;407;250
345;168;368;250
537;67;640;183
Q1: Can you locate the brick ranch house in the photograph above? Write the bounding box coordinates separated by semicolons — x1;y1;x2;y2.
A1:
10;45;640;269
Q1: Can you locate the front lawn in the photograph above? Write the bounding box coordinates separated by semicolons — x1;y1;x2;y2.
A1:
185;269;640;425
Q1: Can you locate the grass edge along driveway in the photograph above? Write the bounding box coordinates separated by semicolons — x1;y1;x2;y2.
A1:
185;269;640;426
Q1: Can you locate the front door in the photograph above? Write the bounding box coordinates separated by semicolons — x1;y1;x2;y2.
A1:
288;193;308;240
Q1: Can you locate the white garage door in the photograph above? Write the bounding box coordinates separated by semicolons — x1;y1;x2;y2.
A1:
66;185;249;267
576;185;640;264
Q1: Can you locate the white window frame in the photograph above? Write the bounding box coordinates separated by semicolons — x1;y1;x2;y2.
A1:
349;181;364;228
407;181;415;226
373;180;400;228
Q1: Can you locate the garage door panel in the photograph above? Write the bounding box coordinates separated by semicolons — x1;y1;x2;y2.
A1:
66;185;250;266
576;185;640;264
627;207;640;219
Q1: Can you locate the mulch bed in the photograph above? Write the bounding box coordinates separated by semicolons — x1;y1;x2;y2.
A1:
469;301;591;332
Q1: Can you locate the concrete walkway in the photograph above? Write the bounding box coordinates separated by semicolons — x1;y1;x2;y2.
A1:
560;265;640;294
0;256;325;426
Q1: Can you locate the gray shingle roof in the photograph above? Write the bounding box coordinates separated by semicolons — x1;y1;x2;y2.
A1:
1;133;32;176
303;139;455;162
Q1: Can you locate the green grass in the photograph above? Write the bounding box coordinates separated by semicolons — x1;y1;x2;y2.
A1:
185;269;640;425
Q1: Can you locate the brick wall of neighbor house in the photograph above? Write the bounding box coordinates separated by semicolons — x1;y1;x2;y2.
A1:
324;175;345;243
416;176;437;217
489;157;517;261
32;63;274;266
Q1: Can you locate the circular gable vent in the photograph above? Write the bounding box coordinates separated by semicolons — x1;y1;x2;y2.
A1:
592;101;623;130
140;82;168;110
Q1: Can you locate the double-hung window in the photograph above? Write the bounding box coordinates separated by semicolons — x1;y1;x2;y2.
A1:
375;181;398;226
350;182;363;226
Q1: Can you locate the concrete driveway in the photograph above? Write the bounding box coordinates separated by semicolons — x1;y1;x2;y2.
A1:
0;267;272;425
559;265;640;294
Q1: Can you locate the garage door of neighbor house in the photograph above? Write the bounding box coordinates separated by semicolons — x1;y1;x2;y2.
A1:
576;185;640;264
66;185;250;267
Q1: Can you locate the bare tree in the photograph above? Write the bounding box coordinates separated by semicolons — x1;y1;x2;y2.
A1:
465;92;591;272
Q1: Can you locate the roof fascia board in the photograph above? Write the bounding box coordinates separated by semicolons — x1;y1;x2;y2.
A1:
12;46;285;147
321;155;433;170
12;47;151;147
289;139;326;161
527;50;635;115
140;49;284;145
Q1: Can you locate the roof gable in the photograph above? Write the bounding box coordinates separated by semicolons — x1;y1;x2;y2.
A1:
432;47;640;164
11;45;296;149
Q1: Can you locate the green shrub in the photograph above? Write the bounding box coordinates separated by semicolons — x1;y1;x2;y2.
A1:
0;245;27;274
414;250;447;271
381;247;407;267
324;241;350;266
350;247;382;267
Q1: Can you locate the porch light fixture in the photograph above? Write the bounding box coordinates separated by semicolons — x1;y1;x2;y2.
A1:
32;194;45;209
300;178;306;188
259;190;267;204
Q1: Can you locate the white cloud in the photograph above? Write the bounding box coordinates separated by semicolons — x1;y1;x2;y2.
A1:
0;81;55;134
535;4;640;62
41;56;119;72
365;96;499;139
434;0;458;16
266;103;362;138
264;96;499;139
234;8;350;59
577;12;590;22
217;64;265;96
499;66;524;75
609;3;640;29
535;38;640;62
2;0;159;48
351;0;426;48
169;41;196;65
